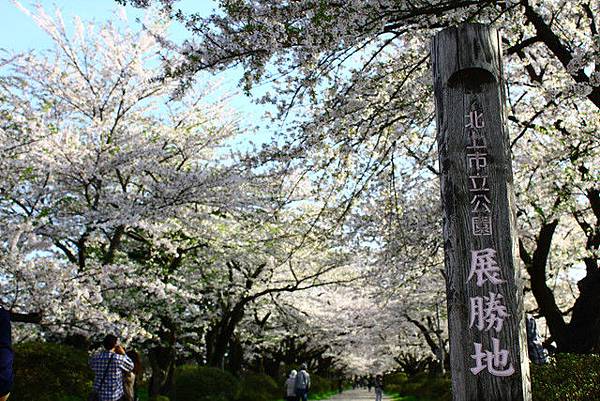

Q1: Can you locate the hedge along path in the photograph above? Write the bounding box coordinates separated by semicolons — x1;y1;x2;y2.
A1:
320;388;393;400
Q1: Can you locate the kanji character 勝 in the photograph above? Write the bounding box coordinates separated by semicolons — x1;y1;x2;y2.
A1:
470;292;509;332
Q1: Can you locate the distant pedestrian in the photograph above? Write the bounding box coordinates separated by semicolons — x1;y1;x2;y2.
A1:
367;374;373;392
374;375;383;401
89;334;134;401
294;363;311;401
526;315;548;365
123;350;142;401
285;369;298;401
0;308;13;401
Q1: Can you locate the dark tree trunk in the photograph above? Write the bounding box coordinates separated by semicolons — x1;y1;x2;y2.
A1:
563;188;600;353
225;335;244;374
63;333;90;350
521;188;600;353
206;303;246;369
149;345;176;400
520;220;569;347
148;328;176;400
564;270;600;352
405;314;449;373
8;311;42;324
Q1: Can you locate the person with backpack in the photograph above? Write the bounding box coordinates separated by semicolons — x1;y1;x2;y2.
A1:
295;363;311;401
0;308;13;401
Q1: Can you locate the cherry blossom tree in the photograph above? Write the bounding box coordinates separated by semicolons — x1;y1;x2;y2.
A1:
119;0;600;355
0;2;256;353
1;7;366;397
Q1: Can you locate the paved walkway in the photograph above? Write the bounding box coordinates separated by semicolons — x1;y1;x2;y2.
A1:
319;389;393;401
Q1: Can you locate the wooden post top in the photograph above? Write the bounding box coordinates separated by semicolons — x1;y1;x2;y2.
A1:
432;24;502;92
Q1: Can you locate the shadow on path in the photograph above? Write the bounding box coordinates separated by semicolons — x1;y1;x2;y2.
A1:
319;389;393;401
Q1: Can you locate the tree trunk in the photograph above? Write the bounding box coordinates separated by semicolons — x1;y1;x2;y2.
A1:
225;335;244;374
206;303;246;369
563;188;600;352
520;220;569;348
522;188;600;353
149;345;176;400
148;328;176;400
564;270;600;352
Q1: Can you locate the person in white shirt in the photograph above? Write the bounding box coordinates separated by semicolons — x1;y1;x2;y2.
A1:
284;369;298;401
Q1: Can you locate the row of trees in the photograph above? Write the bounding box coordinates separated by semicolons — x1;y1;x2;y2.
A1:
0;5;362;398
118;0;598;354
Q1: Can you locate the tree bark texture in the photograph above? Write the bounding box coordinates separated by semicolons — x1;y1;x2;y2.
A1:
148;327;176;400
205;303;246;369
432;24;531;401
565;188;600;353
520;190;600;353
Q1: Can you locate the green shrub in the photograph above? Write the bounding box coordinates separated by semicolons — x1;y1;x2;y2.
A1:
386;372;450;401
12;342;93;401
412;376;451;401
136;387;168;401
531;353;600;401
385;353;600;401
236;373;280;401
385;383;402;394
309;390;339;400
175;365;240;401
309;374;335;394
385;372;408;386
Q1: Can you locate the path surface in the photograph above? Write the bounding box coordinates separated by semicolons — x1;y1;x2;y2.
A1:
319;389;393;401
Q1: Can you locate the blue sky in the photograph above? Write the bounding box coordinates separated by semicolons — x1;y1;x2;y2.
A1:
0;0;273;148
0;0;219;50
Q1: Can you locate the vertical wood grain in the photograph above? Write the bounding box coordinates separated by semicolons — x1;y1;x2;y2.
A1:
432;24;531;401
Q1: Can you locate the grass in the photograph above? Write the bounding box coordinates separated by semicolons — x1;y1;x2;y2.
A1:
387;393;427;401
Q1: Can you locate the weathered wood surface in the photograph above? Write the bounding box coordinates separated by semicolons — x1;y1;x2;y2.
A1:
432;24;531;401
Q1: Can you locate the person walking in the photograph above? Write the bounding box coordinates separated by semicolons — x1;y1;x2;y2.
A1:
284;369;298;401
294;363;311;401
123;350;142;401
374;375;383;401
89;334;134;401
0;308;13;401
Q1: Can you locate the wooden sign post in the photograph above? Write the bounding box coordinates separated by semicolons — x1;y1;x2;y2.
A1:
431;24;531;401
